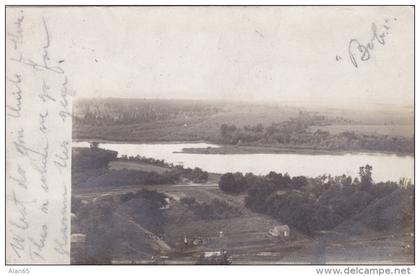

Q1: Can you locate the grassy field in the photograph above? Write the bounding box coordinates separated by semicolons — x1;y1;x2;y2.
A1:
310;124;414;138
73;180;312;264
109;161;171;173
73;99;299;143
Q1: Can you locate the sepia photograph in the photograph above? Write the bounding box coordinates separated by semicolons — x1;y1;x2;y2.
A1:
5;5;414;267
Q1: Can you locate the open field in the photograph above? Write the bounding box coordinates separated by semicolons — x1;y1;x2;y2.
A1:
281;231;414;264
310;124;414;138
109;161;171;173
73;98;299;143
73;181;313;264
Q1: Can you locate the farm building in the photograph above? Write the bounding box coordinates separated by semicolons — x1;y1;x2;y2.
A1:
269;225;290;238
71;233;86;243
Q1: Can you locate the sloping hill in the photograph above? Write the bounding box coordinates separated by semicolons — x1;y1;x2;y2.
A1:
335;188;414;235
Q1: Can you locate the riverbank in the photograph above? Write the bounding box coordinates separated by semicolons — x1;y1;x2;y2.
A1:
72;138;214;145
179;144;414;157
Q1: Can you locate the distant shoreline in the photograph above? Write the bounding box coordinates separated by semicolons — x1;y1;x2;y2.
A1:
178;145;414;157
72;138;214;145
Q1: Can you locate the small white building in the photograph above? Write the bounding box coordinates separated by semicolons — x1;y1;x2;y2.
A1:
71;233;86;243
160;198;171;210
269;225;290;238
204;251;222;258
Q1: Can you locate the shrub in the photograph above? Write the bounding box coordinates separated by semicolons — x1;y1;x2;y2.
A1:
219;173;248;194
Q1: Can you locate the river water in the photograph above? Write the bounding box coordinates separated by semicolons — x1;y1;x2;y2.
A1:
72;142;414;183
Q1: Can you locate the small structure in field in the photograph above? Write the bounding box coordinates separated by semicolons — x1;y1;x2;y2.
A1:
71;233;86;243
197;249;232;264
269;225;290;239
204;251;223;258
160;198;171;210
183;235;203;247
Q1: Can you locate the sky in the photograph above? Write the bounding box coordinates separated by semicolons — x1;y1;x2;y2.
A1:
9;6;414;108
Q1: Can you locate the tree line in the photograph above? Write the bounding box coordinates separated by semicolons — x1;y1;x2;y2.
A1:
219;118;414;154
218;165;413;235
180;197;242;220
74;98;219;126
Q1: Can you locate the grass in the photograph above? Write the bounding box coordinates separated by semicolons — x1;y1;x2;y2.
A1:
109;161;171;174
73;104;298;143
310;124;413;138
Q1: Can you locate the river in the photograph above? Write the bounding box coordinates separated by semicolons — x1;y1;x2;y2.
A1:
72;142;414;183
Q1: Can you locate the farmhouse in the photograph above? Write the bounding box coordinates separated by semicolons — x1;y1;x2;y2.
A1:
71;233;86;243
269;225;290;238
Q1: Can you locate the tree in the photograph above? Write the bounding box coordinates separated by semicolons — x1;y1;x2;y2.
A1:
291;176;308;189
219;173;236;193
220;124;237;143
219;173;247;194
359;164;373;191
180;197;199;208
220;124;229;137
245;181;276;213
90;141;100;149
267;172;291;189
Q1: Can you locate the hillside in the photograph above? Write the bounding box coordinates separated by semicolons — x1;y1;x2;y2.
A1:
72;98;414;155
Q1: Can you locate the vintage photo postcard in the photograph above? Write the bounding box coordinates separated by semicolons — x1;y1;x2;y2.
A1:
6;5;414;265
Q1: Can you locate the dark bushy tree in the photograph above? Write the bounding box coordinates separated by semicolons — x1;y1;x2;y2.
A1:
359;164;373;192
291;176;308;189
218;173;248;194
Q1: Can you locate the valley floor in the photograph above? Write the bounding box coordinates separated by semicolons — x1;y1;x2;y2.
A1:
72;176;414;264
